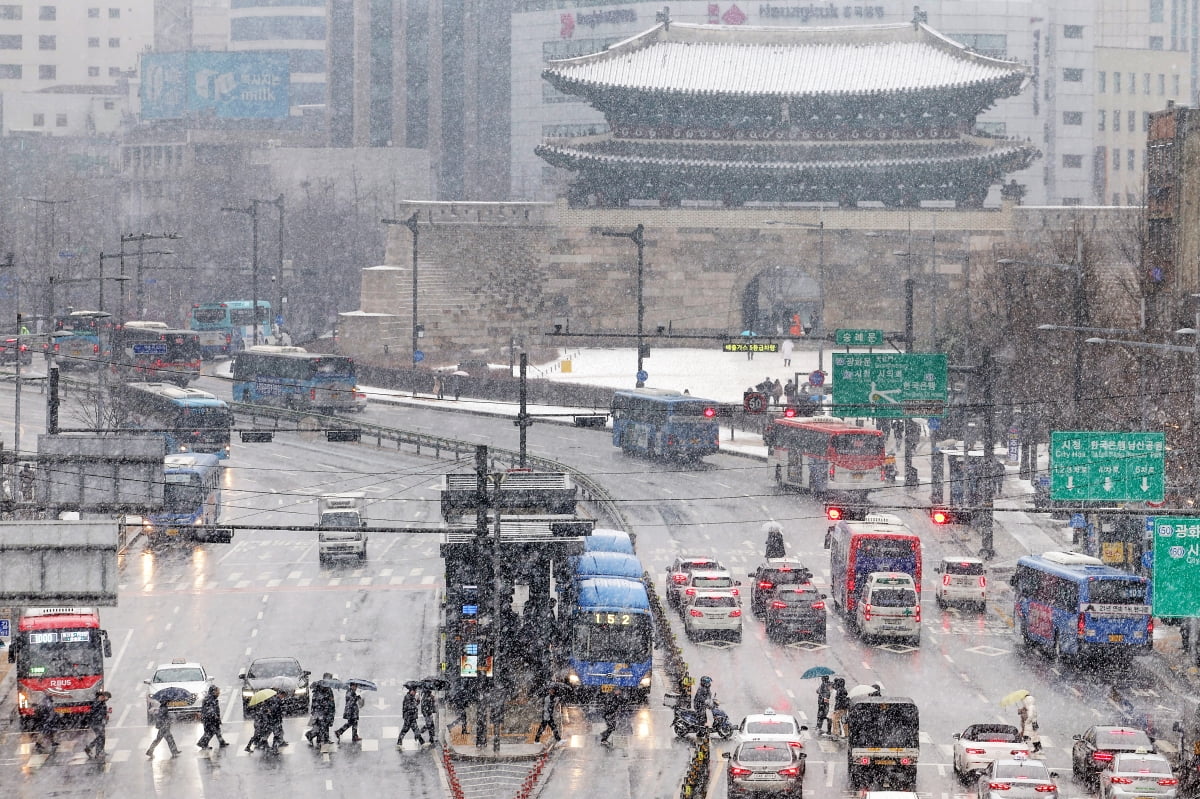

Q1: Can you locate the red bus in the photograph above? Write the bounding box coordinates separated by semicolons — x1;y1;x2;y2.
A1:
111;322;203;386
8;607;112;729
764;416;887;500
825;514;922;616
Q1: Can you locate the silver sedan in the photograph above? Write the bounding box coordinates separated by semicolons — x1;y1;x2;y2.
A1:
975;757;1060;799
1099;752;1178;799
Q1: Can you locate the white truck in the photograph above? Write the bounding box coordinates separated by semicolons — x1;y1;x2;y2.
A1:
317;492;368;565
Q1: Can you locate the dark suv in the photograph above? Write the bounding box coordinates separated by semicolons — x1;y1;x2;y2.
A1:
0;331;32;365
748;558;814;617
763;584;827;642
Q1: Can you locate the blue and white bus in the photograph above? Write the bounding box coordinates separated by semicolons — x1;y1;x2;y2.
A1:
564;577;653;702
610;388;720;460
231;346;357;413
1011;551;1152;662
114;381;232;459
49;310;112;370
145;453;224;544
188;300;271;357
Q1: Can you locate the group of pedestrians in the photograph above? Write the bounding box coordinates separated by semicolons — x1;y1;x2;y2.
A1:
396;684;438;747
814;675;851;739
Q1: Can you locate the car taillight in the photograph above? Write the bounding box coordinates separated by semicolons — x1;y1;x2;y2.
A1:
310;388;317;400
979;576;987;588
966;748;986;755
1093;751;1114;762
829;463;836;479
92;344;99;354
811;601;825;610
770;600;787;610
672;573;688;584
899;757;913;765
1033;785;1057;793
1109;777;1133;784
1009;749;1026;756
915;605;921;623
988;784;1011;791
787;741;803;749
863;603;872;621
729;609;741;618
729;766;752;777
689;609;703;617
942;574;952;586
857;756;870;765
777;766;800;778
731;588;739;596
1159;779;1179;786
758;580;774;591
685;588;696;595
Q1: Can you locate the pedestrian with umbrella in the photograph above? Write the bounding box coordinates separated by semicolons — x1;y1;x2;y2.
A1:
335;684;363;743
196;685;228;749
244;689;276;753
830;677;850;739
419;684;438;746
1018;693;1042;753
263;691;288;750
146;696;181;758
815;676;832;736
763;521;785;559
83;691;111;760
307;674;340;746
445;681;472;736
397;684;424;747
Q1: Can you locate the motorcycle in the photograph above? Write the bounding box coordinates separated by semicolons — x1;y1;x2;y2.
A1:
670;698;734;740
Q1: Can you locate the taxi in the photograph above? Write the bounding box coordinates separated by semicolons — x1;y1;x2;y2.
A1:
143;658;212;723
735;708;806;752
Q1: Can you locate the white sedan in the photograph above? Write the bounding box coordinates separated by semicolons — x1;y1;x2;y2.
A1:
144;659;213;723
735;708;806;753
953;723;1032;779
681;589;742;642
1099;751;1179;799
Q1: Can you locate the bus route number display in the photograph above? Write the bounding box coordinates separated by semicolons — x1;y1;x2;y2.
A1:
592;612;632;625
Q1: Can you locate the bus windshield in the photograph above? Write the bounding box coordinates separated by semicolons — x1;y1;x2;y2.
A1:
163;477;206;513
573;617;651;661
175;407;232;428
857;538;918;570
191;308;228;325
230;308;266;326
18;631;104;678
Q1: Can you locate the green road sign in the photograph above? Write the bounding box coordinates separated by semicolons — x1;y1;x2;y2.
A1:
1049;431;1165;502
830;353;947;418
835;329;886;347
1152;517;1200;616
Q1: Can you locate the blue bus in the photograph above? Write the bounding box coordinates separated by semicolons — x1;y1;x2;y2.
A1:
114;381;232;459
145;453;224;544
610;388;720;460
1011;551;1152;661
49;310;112;370
574;552;644;582
231;346;357;413
188;300;271;357
583;528;635;554
825;513;922;616
564;577;653;702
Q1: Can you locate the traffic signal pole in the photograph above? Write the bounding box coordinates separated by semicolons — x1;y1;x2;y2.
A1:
980;347;996;559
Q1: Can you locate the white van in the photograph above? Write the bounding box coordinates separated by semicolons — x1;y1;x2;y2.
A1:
856;572;920;644
934;556;986;610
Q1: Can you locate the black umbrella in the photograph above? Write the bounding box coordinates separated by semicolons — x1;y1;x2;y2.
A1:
344;678;378;691
403;680;423;691
420;676;449;691
312;677;346;690
151;687;196;704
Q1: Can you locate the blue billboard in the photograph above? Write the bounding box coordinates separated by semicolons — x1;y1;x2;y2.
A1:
141;51;290;120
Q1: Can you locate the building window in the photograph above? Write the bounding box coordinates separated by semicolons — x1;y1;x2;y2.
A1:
1159;74;1166;95
1129;110;1135;130
1151;0;1164;23
87;37;98;47
1063;111;1084;125
0;5;21;20
87;66;98;76
107;37;119;48
1129;149;1136;170
1114;72;1122;93
32;113;43;126
1063;68;1084;82
1098;110;1106;131
1114;110;1121;131
0;35;20;49
1150;36;1164;50
38;64;54;79
1063;154;1083;168
1144;73;1151;94
107;66;120;77
944;33;1008;58
1129;73;1135;94
55;113;66;127
38;35;54;50
1098;71;1106;93
38;5;54;20
103;99;113;110
0;64;21;78
1113;149;1121;169
88;7;98;17
1062;198;1082;206
107;7;118;18
1064;25;1083;39
1144;111;1151;132
1174;74;1181;96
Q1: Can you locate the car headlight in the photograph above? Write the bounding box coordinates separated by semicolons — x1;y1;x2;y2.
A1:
566;672;580;685
242;688;253;698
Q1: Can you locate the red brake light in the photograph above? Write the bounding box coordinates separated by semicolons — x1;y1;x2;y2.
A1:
769;600;787;610
811;601;825;610
777;766;800;778
988;784;1012;791
685;588;696;595
689;609;703;617
787;741;803;749
1159;779;1179;786
942;574;952;586
731;588;739;596
966;748;987;755
1079;613;1086;636
758;580;774;591
979;576;987;588
1034;785;1057;793
672;573;688;584
1109;777;1133;784
1148;618;1154;635
1093;751;1114;762
863;603;872;621
783;406;797;418
729;766;753;777
703;407;716;418
729;609;742;618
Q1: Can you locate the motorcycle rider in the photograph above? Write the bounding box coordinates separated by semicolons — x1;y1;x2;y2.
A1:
693;676;717;731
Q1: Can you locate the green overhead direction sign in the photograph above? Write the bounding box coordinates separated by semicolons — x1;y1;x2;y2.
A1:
835;329;886;347
1049;431;1165;502
1152;517;1200;616
830;352;947;418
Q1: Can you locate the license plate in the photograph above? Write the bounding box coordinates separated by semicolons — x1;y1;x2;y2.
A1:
166;528;179;536
167;700;189;708
875;759;897;765
600;685;614;693
1109;634;1124;642
749;773;777;781
850;473;863;480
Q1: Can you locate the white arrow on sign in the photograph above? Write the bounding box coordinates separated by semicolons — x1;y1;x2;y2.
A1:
1142;477;1150;491
1066;476;1075;490
1104;477;1113;492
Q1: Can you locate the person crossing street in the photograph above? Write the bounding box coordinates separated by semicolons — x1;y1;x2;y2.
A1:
146;699;180;758
397;685;424;747
533;685;562;744
335;685;363;743
83;691;111;759
196;685;228;749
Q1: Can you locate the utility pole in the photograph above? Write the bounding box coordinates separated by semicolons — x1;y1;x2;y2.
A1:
980;347;996;559
903;278;918;487
601;224;646;387
120;233;180;319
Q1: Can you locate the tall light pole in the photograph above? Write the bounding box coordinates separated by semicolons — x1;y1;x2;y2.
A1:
222;203;265;345
120;233;181;319
601;224;646;387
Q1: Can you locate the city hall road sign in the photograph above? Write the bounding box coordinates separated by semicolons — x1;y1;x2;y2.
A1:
1152;517;1200;616
830;352;947;419
835;329;886;347
1049;431;1165;502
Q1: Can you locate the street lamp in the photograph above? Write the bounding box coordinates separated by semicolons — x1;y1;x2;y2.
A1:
601;224;646;387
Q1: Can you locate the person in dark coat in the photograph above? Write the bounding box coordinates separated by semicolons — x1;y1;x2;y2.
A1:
263;692;287;750
831;678;850;738
32;694;58;753
196;685;228;749
335;685;362;743
245;700;270;753
764;522;785;559
145;699;180;758
598;690;623;745
419;686;438;745
692;675;713;714
532;685;562;744
815;676;832;736
307;675;337;746
83;691;111;759
397;685;424;746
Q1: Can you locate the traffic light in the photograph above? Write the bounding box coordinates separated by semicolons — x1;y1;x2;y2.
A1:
826;504;869;522
826;505;844;522
930;506;969;525
703;406;717;418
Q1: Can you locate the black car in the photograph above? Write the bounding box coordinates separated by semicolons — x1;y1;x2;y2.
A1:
1071;726;1156;785
238;657;312;717
763;584;827;642
748;558;814;617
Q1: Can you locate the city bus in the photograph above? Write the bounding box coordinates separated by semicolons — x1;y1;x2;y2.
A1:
144;452;224;544
1011;550;1153;662
826;513;922;618
49;310;113;370
563;576;653;702
231;346;357;413
188;300;271;357
112;381;232;459
111;322;202;386
8;607;112;730
609;388;720;460
765;416;887;500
